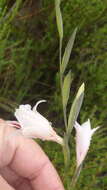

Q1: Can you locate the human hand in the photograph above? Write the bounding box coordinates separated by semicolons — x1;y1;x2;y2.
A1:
0;119;64;190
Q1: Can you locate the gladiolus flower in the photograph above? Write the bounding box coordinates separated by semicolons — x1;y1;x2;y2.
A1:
14;100;63;145
74;119;99;167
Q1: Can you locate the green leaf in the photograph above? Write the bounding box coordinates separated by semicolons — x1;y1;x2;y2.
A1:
61;28;77;74
63;133;70;168
55;0;63;39
67;83;85;137
62;70;72;108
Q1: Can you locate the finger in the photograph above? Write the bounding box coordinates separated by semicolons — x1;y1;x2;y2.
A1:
0;166;32;190
0;175;15;190
0;119;64;190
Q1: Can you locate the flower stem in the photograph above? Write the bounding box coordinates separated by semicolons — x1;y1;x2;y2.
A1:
71;164;82;188
59;38;68;130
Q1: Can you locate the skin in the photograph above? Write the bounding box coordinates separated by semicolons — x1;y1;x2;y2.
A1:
0;119;64;190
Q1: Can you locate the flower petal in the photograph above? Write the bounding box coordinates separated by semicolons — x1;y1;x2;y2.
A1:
81;119;91;130
14;102;63;145
91;126;100;136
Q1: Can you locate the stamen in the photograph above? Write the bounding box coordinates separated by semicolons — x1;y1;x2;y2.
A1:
32;100;47;111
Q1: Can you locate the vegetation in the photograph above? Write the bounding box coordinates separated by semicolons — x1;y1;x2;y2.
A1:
0;0;107;189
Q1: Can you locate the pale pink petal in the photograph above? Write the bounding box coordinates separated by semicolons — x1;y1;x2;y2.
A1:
75;119;99;167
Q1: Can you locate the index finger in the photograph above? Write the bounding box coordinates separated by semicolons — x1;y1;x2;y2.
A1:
0;119;64;190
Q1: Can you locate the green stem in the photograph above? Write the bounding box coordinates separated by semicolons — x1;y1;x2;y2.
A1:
59;38;62;73
59;38;68;130
63;106;68;130
71;164;82;188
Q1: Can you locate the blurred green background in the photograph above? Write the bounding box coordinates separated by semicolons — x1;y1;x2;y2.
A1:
0;0;107;189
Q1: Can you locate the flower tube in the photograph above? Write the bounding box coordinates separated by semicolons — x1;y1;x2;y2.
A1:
74;119;99;167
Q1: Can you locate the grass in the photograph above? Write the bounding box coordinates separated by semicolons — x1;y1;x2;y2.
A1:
0;1;107;189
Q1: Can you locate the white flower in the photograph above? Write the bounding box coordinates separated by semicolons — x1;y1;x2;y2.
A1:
14;100;63;145
74;119;99;167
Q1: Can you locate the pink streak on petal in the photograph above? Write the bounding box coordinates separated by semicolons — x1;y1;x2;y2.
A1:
6;121;21;129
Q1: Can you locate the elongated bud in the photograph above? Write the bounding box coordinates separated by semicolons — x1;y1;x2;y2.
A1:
74;119;100;167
